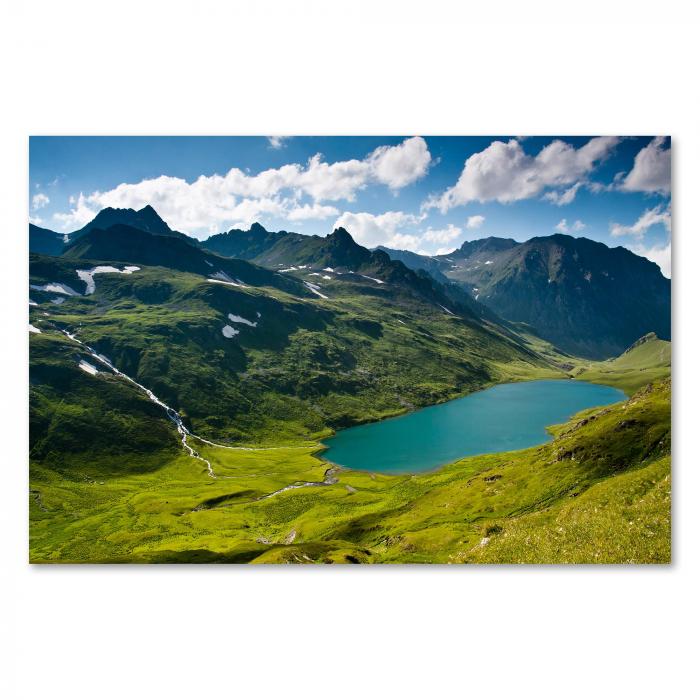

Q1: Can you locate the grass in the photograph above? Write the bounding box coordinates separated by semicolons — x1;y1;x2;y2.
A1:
28;254;671;564
574;333;671;394
30;379;671;564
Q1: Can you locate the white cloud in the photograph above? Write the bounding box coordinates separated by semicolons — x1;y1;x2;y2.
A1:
29;215;43;226
267;136;290;149
333;211;423;250
630;241;671;278
554;218;586;234
543;182;582;206
422;224;462;245
620;136;671;194
286;203;340;221
425;136;620;212
466;214;485;229
333;211;465;255
32;193;50;210
368;136;431;190
52;137;433;236
53;193;98;229
610;205;671;238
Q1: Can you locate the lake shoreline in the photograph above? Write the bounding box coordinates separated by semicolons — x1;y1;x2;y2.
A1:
320;379;626;475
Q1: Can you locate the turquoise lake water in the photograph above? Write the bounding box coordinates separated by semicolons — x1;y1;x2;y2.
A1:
321;380;626;474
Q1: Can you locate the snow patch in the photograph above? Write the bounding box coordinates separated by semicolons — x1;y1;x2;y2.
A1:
221;325;240;338
208;278;245;288
228;313;257;327
50;297;65;305
78;359;99;375
205;260;214;267
359;274;385;284
322;275;332;280
29;299;38;306
28;324;41;334
323;267;335;272
484;260;493;265
397;319;406;325
279;266;298;273
76;265;141;295
211;270;235;283
304;281;329;299
438;304;456;316
30;282;80;296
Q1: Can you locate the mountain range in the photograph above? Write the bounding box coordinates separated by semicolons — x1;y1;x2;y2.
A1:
28;204;672;564
29;206;671;359
380;234;671;358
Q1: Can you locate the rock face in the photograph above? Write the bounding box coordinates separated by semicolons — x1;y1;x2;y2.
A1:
383;234;671;359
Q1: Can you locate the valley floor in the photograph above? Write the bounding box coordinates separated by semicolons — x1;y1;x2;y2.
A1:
29;375;671;564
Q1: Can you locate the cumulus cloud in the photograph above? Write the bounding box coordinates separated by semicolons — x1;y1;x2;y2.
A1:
32;192;50;210
286;203;340;221
422;224;462;245
332;211;423;250
543;182;582;206
611;203;672;277
332;211;466;255
466;214;485;229
29;215;43;226
620;136;671;194
267;136;290;149
425;136;620;213
52;137;433;236
610;205;671;238
554;219;586;234
368;136;431;190
53;193;98;229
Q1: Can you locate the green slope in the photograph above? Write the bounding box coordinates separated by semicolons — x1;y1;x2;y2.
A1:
29;223;671;564
575;332;671;394
30;248;554;451
29;378;670;564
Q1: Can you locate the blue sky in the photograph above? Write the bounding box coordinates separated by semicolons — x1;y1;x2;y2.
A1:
29;135;672;276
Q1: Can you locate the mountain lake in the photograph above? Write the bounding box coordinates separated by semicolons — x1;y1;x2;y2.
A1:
321;379;626;473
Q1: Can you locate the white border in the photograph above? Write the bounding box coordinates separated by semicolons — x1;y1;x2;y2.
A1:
2;2;698;698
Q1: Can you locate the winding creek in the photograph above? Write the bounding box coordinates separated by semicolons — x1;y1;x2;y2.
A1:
53;326;625;496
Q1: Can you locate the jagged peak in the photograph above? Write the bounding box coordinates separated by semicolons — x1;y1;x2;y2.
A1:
327;227;355;244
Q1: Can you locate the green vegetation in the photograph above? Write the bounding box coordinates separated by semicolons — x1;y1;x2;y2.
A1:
574;333;671;394
28;223;671;565
30;252;555;444
30;379;670;564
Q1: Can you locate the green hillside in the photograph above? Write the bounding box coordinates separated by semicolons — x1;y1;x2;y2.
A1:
29;219;671;564
575;333;671;393
30;375;670;564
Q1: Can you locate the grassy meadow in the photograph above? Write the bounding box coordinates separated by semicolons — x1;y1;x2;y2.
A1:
29;255;671;564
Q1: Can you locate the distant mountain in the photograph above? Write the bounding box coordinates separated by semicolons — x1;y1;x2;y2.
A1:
28;205;192;256
61;223;306;295
205;224;495;319
374;246;451;284
202;222;287;259
29;223;65;256
381;234;671;359
68;205;191;242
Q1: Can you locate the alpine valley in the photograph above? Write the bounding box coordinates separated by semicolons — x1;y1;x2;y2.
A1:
29;206;671;563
